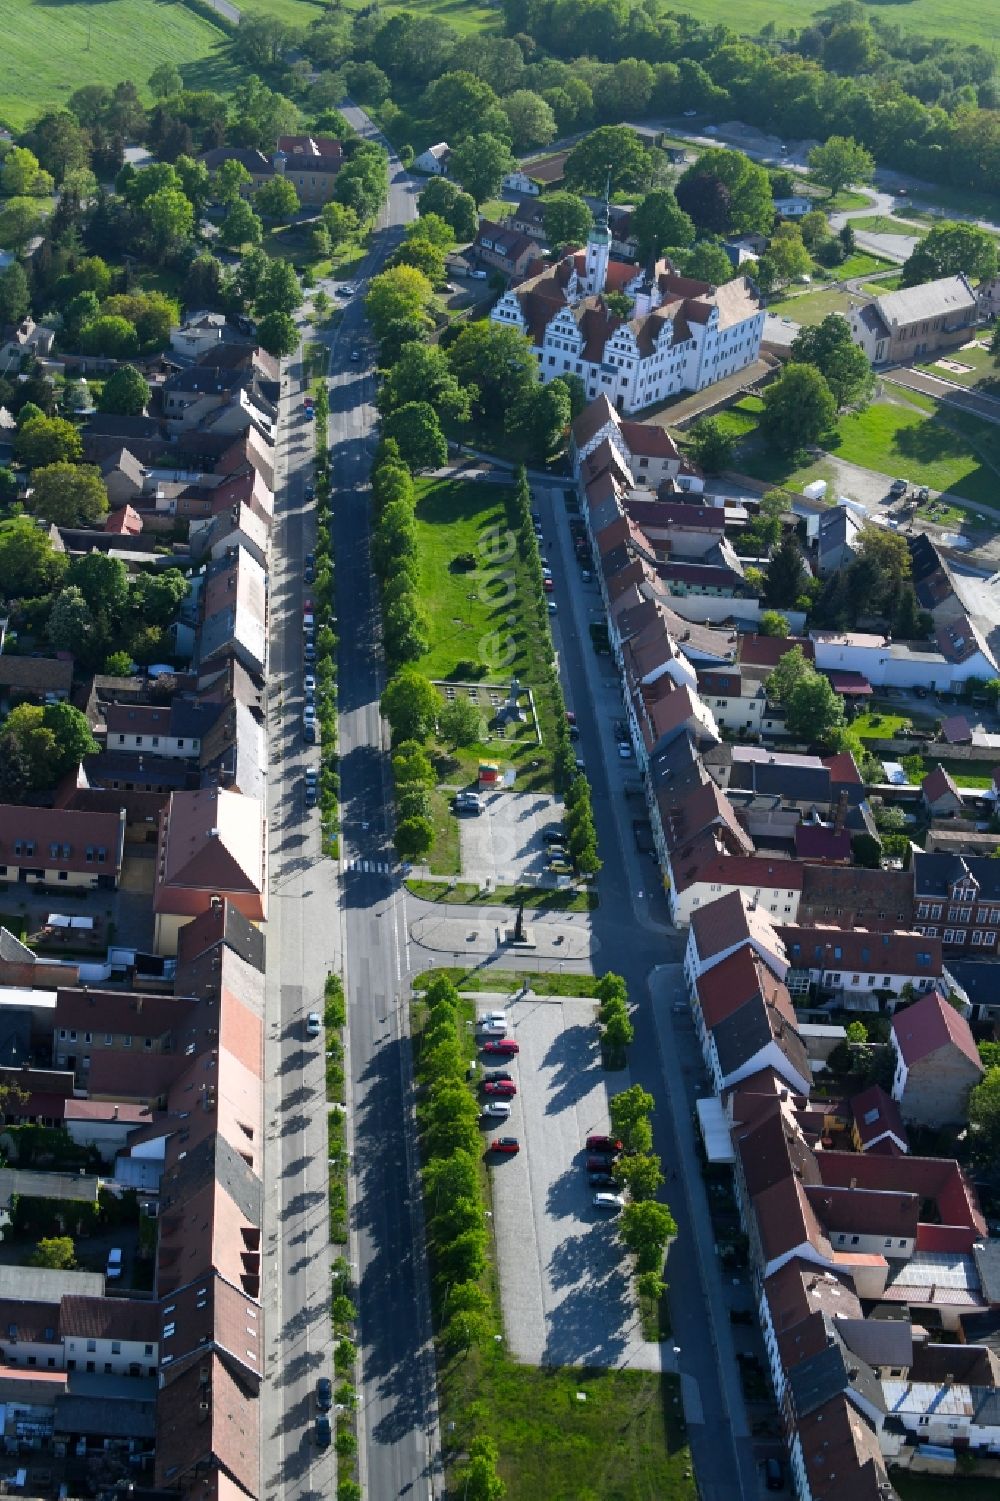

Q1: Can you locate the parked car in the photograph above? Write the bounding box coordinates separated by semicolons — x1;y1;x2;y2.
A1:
889;477;909;496
106;1247;122;1280
315;1415;332;1449
614;721;628;744
304;673;317;695
586;1135;623;1153
478;1022;507;1038
478;1010;506;1026
483;1079;516;1097
566;710;577;725
542;825;566;845
304;406;315;420
548;858;573;875
765;1458;784;1492
588;1171;617;1188
618;743;633;760
350;348;361;361
454;791;484;813
543;577;554;593
489;1136;520;1155
316;1377;332;1412
303;612;315;632
303;703;316;725
304;722;317;744
593;1192;625;1212
586;1153;616;1171
484;1069;514;1084
481;1100;512;1120
306;1012;321;1036
568;724;580;740
547;601;558;614
483;1038;519;1056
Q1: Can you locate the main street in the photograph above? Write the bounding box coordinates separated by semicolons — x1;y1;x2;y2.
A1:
327;105;442;1501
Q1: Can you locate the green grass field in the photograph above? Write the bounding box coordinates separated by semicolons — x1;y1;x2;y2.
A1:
826;251;895;282
0;0;237;128
917;340;1000;390
765;287;855;325
414;966;603;996
712;388;1000;508
851;712;913;740
656;0;999;48
847;215;925;236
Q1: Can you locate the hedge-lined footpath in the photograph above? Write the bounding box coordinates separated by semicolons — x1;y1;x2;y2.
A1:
310;380;340;858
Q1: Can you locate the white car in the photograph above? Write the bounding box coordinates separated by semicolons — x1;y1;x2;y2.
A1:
304;673;316;695
478;1010;506;1027
303;703;316;724
547;601;558;614
478;1020;508;1037
617;743;633;760
306;1012;322;1036
482;1101;512;1120
593;1192;625;1212
683;109;697;117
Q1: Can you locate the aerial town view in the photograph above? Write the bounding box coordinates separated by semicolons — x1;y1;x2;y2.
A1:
4;0;1000;1498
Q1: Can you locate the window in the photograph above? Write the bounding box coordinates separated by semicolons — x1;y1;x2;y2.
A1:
111;1341;121;1354
135;736;143;746
118;734;125;744
123;1035;132;1048
58;871;68;882
86;1340;96;1353
145;1343;153;1356
105;1033;113;1045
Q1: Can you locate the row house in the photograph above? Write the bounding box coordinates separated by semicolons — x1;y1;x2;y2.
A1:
912;851;1000;950
0;805;124;890
0;1296;159;1378
777;925;942;1006
570;392;704;493
890;989;983;1128
102;699;219;761
153;786;266;956
696;667;789;739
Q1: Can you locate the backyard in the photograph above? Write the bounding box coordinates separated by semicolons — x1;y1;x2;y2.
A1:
765;287;855;326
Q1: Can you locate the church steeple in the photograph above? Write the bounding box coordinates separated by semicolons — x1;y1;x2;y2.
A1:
584;169;612;295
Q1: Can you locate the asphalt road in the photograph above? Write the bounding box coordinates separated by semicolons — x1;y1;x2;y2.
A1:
261;317;340;1496
327;104;442;1501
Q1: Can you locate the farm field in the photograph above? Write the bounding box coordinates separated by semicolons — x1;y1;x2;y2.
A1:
0;0;237;128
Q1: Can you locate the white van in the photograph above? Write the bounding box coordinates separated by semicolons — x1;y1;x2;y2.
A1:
106;1248;122;1281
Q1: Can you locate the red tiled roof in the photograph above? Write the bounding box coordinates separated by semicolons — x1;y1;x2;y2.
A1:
892;989;982;1071
690;889;783;965
922;762;961;804
696;948;789;1029
777;924;942;980
822;751;863;787
738;634;815;668
816;1148;986;1238
619;419;681;459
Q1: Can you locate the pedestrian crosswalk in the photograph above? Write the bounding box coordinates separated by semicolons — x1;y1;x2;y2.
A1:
343;859;393;874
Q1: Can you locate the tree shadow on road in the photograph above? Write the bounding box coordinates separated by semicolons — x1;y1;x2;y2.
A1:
540;1022;603;1115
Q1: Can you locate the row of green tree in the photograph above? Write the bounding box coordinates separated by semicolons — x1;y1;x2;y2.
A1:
413;974;508;1500
309;379;341;855
606;1082;676;1306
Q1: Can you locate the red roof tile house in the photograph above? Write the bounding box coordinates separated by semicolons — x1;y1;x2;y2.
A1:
921;762;964;818
0;805;124;890
890;990;983;1127
153;788;266;955
849;1085;909;1155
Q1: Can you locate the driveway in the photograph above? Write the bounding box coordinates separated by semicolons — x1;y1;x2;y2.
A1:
458;790;563;886
487;993;671;1372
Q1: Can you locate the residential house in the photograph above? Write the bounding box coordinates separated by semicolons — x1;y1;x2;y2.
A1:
912;850;1000;950
777;925;942;1006
0;317;55;367
473;220;539;279
501;151;568;196
890;989;984;1127
0;654;72;707
683;889;789;993
739;633;816;672
153;787;266;953
817;505;864;575
921;763;964;818
669;846;806;927
169;310;228;362
198;546;268;680
202;137;342;204
490;209;764;414
190;501;270;572
848;275;978;365
798;863;915;932
773;196;814;218
811;616;997;692
60;1296;159;1378
696;664;788;739
570;393;704;492
0;805;124;889
99;448;147;509
849;1085;909;1155
413;142;450;175
103;700;218;760
508;196;547;242
104;504;143;537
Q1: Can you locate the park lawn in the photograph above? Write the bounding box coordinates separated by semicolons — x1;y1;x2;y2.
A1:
918;340;1000;389
821;188;877;212
441;1351;696;1501
0;0;237;129
847;214;925;236
412;476;560;793
718;389;1000;505
765;287;855;325
827;251;895;281
426;785;461;875
414;965;603;996
860;274;904;294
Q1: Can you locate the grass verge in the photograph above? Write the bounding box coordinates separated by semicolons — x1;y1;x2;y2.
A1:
325;975;348;1244
414;966;602;997
406;878;597;911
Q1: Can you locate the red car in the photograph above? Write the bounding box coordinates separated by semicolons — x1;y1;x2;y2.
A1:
483;1038;519;1056
566;711;577;725
483;1079;516;1097
489;1137;520;1155
586;1134;623;1154
543;577;554;592
303;599;314;614
586;1154;616;1172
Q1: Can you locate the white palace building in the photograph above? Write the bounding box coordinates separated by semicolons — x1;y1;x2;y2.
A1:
489;198;765;415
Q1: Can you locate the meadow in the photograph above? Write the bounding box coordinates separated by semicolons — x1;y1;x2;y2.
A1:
0;0;238;128
652;0;1000;50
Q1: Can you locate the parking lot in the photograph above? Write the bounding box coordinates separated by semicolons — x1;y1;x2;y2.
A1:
458;790;565;886
480;995;655;1369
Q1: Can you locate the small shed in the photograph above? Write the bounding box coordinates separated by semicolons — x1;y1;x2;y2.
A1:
921;763;963;818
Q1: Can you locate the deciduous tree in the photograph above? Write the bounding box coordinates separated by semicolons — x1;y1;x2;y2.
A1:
760;364;837;454
98;365;150;416
382;670;439;742
565;126;653;195
27;462;108;526
448;134;515;206
807;135;875;196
